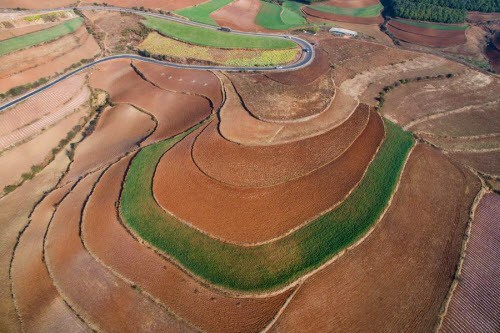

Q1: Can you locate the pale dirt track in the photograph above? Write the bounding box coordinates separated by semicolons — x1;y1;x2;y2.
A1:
83;155;295;333
153;110;384;244
271;144;481;332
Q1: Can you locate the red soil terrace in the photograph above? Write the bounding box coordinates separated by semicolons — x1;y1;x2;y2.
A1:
211;0;266;32
387;20;466;48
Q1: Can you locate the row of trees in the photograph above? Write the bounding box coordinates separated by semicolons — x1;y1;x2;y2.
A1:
385;0;499;23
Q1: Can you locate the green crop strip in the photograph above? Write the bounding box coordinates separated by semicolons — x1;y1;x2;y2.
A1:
142;16;296;49
174;0;234;26
256;1;307;30
393;18;468;31
308;3;383;17
0;17;83;57
121;119;414;292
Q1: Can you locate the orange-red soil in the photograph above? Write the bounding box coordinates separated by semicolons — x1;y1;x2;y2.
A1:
45;173;194;332
303;7;383;25
192;105;369;187
132;60;223;111
62;104;155;183
89;60;212;144
440;193;500;333
271;144;481;332
388;20;466;48
83;156;295;333
448;150;500;177
11;184;90;333
80;0;207;11
153;109;384;244
0;0;75;9
211;0;265;32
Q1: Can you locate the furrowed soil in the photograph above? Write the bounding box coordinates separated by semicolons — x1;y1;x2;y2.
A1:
83;156;294;333
89;59;212;144
440;193;500;333
271;144;481;332
211;0;265;32
0;27;100;93
153;110;384;244
61;104;155;183
11;183;90;333
302;7;382;25
192;105;369;187
45;173;194;332
387;21;466;48
447;150;500;177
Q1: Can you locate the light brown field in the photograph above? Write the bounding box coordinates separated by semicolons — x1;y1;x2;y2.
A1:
211;0;265;32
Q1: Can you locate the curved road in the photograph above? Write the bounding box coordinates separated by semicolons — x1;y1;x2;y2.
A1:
0;5;315;112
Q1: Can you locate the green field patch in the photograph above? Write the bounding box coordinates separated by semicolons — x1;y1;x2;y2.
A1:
0;17;83;57
142;16;296;49
174;0;234;26
394;18;468;30
308;2;383;17
256;1;307;30
121;118;414;292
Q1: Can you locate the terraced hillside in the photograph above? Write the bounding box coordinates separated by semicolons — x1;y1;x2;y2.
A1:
0;4;497;333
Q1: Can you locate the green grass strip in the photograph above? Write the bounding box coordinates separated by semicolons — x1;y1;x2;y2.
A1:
394;18;468;31
174;0;234;26
142;16;296;49
121;119;414;292
256;1;306;30
0;17;83;57
308;3;383;17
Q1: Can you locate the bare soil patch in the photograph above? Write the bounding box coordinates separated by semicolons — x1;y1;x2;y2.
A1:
83;156;294;333
89;59;212;143
62;104;155;183
441;193;500;333
192;105;369;187
211;0;265;32
45;173;194;332
387;20;466;48
271;144;481;332
448;150;500;177
153;110;384;244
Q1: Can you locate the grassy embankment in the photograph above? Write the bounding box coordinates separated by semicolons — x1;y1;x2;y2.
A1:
393;18;468;30
256;1;307;30
121;119;414;292
308;2;383;17
174;0;234;25
0;17;83;57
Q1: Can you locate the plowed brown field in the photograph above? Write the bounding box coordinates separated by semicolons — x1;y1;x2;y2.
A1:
192;105;369;187
448;150;500;176
0;27;100;93
211;0;265;32
45;173;194;332
83;156;295;333
271;144;481;332
62;104;155;183
89;60;212;143
388;20;466;48
11;183;90;333
153;109;384;244
440;193;500;333
303;7;383;25
132;60;223;111
219;75;357;145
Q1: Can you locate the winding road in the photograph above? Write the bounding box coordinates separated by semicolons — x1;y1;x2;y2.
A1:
0;5;315;112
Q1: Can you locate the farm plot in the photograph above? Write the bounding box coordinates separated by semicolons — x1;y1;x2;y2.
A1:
88;59;213;144
303;2;383;25
138;32;299;67
440;193;500;333
45;173;194;332
0;17;83;57
210;0;265;32
82;156;295;333
387;19;467;48
0;0;75;9
192;105;369;188
120;116;413;291
175;0;236;25
0;26;100;94
80;0;207;11
255;1;307;30
271;144;481;332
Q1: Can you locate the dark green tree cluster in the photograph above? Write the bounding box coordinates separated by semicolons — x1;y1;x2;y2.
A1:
385;0;499;23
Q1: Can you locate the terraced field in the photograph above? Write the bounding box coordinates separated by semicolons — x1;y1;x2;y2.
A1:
303;0;383;24
0;5;497;333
